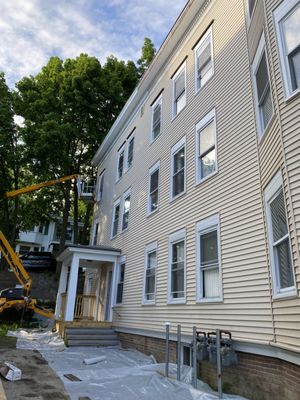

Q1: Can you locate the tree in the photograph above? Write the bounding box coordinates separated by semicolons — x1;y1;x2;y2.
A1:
137;37;156;77
14;54;139;267
0;72;23;244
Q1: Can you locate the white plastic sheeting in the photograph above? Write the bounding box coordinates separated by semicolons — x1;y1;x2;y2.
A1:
7;329;65;351
41;347;248;400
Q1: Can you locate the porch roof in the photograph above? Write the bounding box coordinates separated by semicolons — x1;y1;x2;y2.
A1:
57;244;121;264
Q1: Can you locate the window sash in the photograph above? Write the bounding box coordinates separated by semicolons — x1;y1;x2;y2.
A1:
118;150;124;179
98;173;104;202
112;204;120;237
144;250;157;301
198;117;216;180
170;240;185;299
196;38;212;88
152;103;161;139
172;146;185;197
122;195;131;230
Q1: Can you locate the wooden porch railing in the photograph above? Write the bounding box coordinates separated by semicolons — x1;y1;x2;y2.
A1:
74;295;96;320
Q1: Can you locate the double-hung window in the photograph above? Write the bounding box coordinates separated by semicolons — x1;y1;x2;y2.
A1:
111;198;121;238
121;189;131;231
117;144;125;181
252;34;273;136
127;134;134;170
196;109;217;183
194;26;214;92
274;0;300;98
196;215;222;301
265;171;295;298
115;259;125;304
151;95;162;142
97;171;105;203
172;62;186;117
171;137;186;200
148;161;160;214
143;242;157;304
168;229;186;303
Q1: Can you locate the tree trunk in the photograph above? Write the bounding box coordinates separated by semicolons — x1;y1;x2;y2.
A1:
81;202;93;245
56;180;71;275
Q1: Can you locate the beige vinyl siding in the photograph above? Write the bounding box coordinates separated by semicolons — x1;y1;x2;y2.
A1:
93;0;275;344
262;0;300;352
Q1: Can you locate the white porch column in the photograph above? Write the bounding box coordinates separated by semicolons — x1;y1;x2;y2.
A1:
109;261;118;321
55;261;68;319
64;255;80;321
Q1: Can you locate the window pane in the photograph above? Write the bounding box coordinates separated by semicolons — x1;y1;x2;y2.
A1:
289;46;300;90
150;169;159;193
197;40;212;87
276;238;294;289
203;267;219;297
150;190;159;212
120;263;125;282
201;148;216;178
175;71;185;100
116;283;123;304
172;241;184;263
200;230;218;266
171;263;184;298
118;151;124;178
261;86;273;128
153;103;161;139
122;196;130;230
256;52;269;102
248;0;255;17
174;147;185;173
173;169;184;196
282;5;300;54
270;189;288;242
148;251;157;269
199;120;214;155
176;93;186;114
113;204;120;236
127;138;134;167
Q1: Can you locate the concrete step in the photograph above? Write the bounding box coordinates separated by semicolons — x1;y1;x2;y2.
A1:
67;334;118;341
67;339;120;347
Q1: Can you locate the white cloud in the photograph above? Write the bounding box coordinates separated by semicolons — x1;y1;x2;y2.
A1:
0;0;187;87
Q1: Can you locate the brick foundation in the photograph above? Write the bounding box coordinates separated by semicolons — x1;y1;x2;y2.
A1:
118;332;300;400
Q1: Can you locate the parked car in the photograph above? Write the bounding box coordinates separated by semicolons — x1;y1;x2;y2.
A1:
19;252;56;271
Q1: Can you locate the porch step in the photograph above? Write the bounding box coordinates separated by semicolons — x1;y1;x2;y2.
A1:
65;327;120;347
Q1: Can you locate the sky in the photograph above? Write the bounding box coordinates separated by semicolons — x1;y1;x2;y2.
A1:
0;0;187;88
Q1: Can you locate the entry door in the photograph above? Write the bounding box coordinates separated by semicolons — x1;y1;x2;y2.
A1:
104;269;113;321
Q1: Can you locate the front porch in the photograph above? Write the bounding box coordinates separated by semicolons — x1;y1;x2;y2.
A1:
55;244;121;330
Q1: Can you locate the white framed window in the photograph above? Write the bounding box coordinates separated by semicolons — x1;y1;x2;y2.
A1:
151;95;162;142
245;0;257;24
168;229;186;303
171;136;186;200
148;161;160;214
196;214;222;302
264;171;296;298
195;109;217;183
127;134;134;170
274;0;300;98
252;34;273;137
143;241;157;304
121;188;131;231
111;198;121;238
172;62;187;117
97;170;105;203
194;26;214;92
115;258;126;305
116;144;125;181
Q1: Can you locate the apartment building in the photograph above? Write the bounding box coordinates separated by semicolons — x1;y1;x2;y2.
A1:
55;0;300;397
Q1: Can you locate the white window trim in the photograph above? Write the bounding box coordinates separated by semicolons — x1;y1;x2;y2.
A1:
194;26;214;93
126;133;134;171
116;143;126;182
195;108;218;185
142;241;158;305
168;228;186;304
114;255;126;306
196;214;223;303
251;33;274;138
274;0;300;99
170;136;186;201
148;160;160;215
150;95;163;143
172;61;187;119
121;188;131;232
111;197;121;239
264;171;296;299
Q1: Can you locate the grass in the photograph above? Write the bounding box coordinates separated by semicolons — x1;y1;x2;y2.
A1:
0;322;19;336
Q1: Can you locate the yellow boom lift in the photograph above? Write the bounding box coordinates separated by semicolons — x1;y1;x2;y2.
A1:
0;174;79;319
